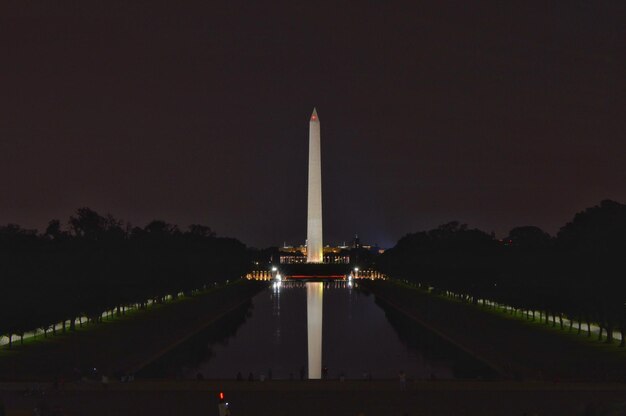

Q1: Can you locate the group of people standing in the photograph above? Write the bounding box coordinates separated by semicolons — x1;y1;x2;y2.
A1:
234;366;307;381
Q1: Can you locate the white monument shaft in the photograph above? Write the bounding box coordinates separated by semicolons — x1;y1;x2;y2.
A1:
307;108;323;263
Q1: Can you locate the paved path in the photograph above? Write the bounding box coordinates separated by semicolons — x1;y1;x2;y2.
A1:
2;380;626;416
479;299;623;342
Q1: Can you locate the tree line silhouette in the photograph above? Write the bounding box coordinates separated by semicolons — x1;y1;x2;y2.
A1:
0;208;252;348
378;200;626;345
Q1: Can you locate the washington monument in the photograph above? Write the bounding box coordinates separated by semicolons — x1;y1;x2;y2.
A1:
307;108;323;263
306;109;324;379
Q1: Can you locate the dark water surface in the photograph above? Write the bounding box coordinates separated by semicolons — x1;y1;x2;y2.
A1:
140;281;494;380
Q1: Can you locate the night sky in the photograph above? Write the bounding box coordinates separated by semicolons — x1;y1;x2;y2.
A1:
1;1;625;248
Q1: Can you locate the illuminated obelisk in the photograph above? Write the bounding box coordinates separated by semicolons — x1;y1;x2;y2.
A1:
306;108;323;263
306;108;324;379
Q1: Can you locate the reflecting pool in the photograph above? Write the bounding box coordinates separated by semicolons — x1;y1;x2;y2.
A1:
140;281;495;380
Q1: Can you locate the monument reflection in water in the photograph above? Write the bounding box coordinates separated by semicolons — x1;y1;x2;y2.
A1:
306;282;323;379
140;279;495;380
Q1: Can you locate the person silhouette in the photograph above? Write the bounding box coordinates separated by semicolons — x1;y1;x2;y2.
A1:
399;370;406;390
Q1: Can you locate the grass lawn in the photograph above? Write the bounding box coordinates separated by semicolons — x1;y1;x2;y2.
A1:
363;280;626;381
0;280;265;381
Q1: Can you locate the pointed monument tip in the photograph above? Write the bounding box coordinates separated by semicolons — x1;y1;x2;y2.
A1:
310;107;319;122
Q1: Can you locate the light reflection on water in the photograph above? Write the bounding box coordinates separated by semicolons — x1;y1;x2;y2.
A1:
169;281;495;380
306;282;323;379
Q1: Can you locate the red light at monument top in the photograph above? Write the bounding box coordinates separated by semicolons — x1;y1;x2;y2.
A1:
310;107;319;122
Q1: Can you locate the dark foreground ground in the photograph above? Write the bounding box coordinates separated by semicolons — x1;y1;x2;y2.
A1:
2;380;626;416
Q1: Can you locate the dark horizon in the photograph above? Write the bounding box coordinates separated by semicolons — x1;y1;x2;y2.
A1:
2;1;625;248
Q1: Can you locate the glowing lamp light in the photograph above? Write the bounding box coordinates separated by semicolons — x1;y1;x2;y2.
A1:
272;266;278;272
219;392;225;402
